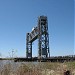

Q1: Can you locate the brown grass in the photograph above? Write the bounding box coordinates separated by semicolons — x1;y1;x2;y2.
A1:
0;61;75;75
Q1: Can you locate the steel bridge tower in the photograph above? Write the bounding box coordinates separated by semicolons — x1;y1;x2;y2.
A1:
26;16;50;60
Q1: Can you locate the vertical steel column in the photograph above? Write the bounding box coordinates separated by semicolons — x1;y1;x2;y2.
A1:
46;19;50;58
38;18;41;59
26;33;32;58
38;16;50;59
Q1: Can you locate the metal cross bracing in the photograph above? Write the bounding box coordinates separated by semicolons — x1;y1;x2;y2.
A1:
26;33;32;58
26;16;50;60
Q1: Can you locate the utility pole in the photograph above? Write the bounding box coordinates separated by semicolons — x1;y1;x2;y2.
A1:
12;49;14;58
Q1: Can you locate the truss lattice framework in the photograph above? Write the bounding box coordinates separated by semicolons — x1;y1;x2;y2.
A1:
26;16;50;59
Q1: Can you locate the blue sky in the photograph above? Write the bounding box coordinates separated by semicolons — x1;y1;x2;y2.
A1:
0;0;74;57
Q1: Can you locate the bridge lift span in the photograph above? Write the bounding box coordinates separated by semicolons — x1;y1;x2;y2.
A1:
26;16;50;60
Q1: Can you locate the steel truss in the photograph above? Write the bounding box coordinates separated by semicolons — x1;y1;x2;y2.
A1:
26;16;50;59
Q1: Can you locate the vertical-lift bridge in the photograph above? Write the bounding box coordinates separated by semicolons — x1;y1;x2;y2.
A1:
13;16;75;62
26;16;50;60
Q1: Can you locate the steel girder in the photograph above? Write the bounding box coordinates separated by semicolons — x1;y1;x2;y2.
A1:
26;16;50;59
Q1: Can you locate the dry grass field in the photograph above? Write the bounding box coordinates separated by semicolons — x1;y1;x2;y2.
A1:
0;61;75;75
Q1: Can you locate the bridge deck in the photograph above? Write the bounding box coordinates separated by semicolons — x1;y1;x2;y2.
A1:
14;57;75;62
1;56;75;62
